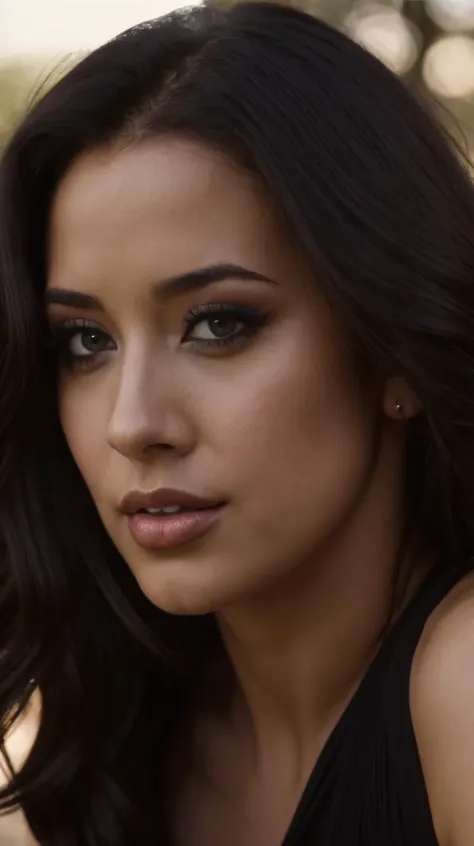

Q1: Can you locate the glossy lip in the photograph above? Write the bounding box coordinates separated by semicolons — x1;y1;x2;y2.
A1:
119;487;225;515
126;506;225;551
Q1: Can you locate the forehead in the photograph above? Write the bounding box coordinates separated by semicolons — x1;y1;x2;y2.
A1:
52;137;255;223
48;138;295;284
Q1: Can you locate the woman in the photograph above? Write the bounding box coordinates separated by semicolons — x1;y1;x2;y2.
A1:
1;2;474;843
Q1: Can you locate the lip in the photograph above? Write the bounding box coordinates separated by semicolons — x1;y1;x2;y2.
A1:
120;487;224;515
127;506;224;551
120;487;226;552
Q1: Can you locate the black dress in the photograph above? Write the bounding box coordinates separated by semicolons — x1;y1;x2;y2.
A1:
280;563;467;846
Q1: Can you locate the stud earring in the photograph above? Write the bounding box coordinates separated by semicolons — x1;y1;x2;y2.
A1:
395;401;404;416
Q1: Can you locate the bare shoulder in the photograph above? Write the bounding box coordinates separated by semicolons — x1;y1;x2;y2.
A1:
0;693;40;846
411;568;474;846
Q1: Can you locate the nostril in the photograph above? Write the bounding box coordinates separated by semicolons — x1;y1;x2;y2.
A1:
146;442;175;452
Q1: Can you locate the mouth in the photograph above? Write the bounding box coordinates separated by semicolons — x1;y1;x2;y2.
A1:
135;504;220;517
126;504;225;552
120;489;226;551
120;486;224;515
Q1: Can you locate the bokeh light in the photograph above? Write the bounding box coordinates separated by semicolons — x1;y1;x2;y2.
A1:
423;33;474;97
426;0;474;31
347;5;419;74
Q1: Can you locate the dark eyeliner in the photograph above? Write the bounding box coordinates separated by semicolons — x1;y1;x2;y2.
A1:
48;318;100;343
183;302;270;347
46;319;113;368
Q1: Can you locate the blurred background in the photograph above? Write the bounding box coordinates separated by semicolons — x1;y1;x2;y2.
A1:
1;0;474;842
2;0;474;154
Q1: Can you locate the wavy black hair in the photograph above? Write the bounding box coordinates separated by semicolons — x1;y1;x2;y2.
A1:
1;3;474;842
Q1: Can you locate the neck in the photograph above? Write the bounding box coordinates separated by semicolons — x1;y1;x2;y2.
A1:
215;432;426;761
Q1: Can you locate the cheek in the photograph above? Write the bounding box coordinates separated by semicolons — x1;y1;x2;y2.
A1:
58;383;106;498
203;336;375;538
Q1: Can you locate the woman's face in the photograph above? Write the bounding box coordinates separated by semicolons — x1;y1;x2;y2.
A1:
47;138;394;615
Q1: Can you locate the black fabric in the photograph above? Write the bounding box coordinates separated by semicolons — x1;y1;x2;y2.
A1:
281;563;468;846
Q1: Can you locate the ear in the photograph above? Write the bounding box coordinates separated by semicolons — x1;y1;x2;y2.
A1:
383;376;422;421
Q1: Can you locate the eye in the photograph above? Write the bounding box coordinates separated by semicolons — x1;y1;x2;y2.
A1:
48;320;116;368
68;327;114;358
189;314;246;341
183;303;269;348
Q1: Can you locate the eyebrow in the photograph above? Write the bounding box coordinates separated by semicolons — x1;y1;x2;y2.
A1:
44;263;277;310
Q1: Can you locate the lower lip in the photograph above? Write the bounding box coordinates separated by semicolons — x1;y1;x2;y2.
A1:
126;506;224;551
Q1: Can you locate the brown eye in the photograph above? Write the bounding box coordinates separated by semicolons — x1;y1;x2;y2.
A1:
190;316;244;341
182;303;270;350
68;328;114;357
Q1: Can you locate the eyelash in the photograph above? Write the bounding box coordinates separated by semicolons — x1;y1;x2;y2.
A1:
48;302;270;371
184;302;269;345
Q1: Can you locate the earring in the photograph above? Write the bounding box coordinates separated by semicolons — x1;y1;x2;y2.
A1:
395;401;404;416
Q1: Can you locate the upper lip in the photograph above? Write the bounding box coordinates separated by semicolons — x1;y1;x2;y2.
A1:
119;487;225;515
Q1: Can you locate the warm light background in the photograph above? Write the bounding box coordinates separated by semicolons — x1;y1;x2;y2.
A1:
0;0;196;57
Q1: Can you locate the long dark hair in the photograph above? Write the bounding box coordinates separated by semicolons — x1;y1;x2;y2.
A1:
1;2;474;841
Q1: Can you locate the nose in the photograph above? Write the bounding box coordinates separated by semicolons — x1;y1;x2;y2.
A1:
107;346;197;461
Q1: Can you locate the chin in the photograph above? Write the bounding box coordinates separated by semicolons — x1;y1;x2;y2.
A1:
128;544;284;617
137;578;227;617
153;596;218;617
135;567;256;618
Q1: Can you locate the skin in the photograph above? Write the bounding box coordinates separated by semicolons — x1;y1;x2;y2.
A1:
44;136;471;846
